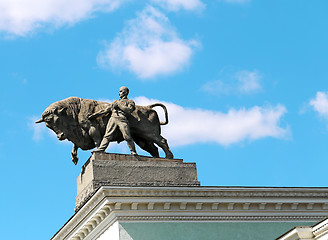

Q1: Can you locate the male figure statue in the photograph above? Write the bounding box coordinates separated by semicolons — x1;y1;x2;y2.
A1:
90;86;137;156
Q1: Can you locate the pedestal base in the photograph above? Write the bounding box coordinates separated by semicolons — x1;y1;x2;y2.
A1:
75;153;200;211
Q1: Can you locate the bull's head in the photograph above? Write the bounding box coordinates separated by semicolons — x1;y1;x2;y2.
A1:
35;107;67;140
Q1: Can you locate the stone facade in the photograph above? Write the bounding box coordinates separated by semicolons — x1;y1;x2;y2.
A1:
53;186;328;240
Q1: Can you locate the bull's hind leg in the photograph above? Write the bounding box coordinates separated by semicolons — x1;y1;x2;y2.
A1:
144;141;160;158
134;137;160;158
153;135;174;159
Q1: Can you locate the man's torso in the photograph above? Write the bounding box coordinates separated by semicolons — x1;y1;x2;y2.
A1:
111;98;135;121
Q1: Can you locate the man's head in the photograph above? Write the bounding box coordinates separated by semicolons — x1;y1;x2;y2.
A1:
119;86;129;99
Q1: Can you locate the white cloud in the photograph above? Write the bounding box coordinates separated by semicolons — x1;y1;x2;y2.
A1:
202;70;262;96
134;96;289;146
29;116;46;141
150;0;205;11
97;6;198;79
0;0;124;36
202;80;229;95
309;92;328;119
236;70;262;93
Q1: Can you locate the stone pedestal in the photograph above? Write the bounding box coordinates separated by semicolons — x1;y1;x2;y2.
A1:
75;152;200;210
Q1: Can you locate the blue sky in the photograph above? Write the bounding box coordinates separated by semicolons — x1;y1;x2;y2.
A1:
1;0;328;239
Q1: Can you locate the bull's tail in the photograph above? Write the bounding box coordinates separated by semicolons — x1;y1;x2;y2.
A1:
147;103;169;125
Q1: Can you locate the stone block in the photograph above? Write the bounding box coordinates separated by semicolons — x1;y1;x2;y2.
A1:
75;152;200;211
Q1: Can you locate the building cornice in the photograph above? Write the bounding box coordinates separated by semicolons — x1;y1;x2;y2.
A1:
52;186;328;240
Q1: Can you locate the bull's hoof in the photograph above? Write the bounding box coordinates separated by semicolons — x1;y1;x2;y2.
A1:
132;153;140;161
91;149;105;154
131;151;140;160
166;153;174;159
72;156;79;165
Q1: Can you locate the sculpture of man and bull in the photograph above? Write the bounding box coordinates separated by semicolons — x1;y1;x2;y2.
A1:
35;86;174;165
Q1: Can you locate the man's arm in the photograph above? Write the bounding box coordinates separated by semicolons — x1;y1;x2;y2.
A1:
117;100;135;114
88;105;111;119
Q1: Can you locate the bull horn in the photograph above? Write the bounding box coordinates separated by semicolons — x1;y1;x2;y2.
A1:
35;118;44;123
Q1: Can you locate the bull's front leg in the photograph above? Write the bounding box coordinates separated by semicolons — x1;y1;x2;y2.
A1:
71;144;79;165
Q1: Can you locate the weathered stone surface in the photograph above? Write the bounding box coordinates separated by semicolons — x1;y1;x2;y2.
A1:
75;152;200;211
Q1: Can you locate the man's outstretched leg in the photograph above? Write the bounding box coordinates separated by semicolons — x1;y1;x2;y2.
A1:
92;118;116;153
92;137;110;152
119;123;138;156
126;139;137;156
91;138;109;153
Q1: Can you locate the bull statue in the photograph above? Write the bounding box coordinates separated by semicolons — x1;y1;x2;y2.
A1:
35;96;174;165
